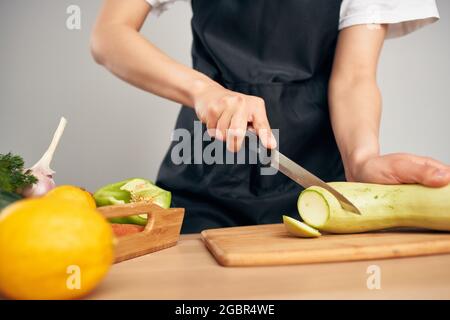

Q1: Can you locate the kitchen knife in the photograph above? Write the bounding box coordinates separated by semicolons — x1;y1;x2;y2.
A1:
246;130;362;215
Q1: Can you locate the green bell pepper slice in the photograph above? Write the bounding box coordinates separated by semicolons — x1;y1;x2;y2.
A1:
93;178;171;226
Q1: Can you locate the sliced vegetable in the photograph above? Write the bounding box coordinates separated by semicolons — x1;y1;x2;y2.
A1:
298;182;450;233
93;179;132;206
93;178;171;226
283;215;321;238
0;153;37;193
121;178;171;209
111;224;145;237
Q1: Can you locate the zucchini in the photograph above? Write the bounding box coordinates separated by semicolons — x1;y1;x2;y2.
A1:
298;182;450;233
283;215;321;238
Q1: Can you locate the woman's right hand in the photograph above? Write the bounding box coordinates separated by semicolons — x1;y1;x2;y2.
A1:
192;81;277;152
91;0;276;153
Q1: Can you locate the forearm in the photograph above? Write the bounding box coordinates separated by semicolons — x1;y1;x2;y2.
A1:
327;25;450;187
91;21;218;107
329;76;382;180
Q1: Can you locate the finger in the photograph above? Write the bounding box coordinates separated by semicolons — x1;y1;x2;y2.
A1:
216;107;234;142
407;155;450;187
407;154;450;171
227;109;248;152
422;167;450;187
205;104;223;138
392;159;450;187
251;104;277;149
206;118;219;138
195;106;207;123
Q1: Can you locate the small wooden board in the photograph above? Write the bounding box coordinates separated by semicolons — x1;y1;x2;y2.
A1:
98;202;184;263
201;224;450;267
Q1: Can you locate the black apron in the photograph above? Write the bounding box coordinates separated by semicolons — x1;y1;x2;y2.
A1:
156;0;345;234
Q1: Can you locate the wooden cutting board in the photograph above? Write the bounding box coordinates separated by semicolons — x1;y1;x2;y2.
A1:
201;224;450;267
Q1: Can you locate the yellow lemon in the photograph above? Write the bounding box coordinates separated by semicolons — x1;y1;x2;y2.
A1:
46;185;96;209
0;198;114;300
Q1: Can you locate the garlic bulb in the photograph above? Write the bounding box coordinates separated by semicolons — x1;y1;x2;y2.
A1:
22;117;67;197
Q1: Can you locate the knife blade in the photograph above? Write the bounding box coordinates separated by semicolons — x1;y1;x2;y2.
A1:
246;130;361;215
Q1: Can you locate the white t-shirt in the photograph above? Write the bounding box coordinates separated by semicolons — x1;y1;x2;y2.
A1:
146;0;440;39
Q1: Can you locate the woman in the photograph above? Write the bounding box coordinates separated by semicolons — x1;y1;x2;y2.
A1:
91;0;450;233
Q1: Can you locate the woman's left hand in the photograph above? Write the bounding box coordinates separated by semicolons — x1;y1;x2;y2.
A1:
347;153;450;187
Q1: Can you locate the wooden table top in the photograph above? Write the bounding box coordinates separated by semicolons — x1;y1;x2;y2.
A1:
89;233;450;299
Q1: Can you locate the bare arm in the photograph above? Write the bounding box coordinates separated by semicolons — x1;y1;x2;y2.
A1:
90;0;276;151
329;25;450;187
91;0;209;106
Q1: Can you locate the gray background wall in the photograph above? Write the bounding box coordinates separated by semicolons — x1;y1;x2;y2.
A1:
0;0;449;191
